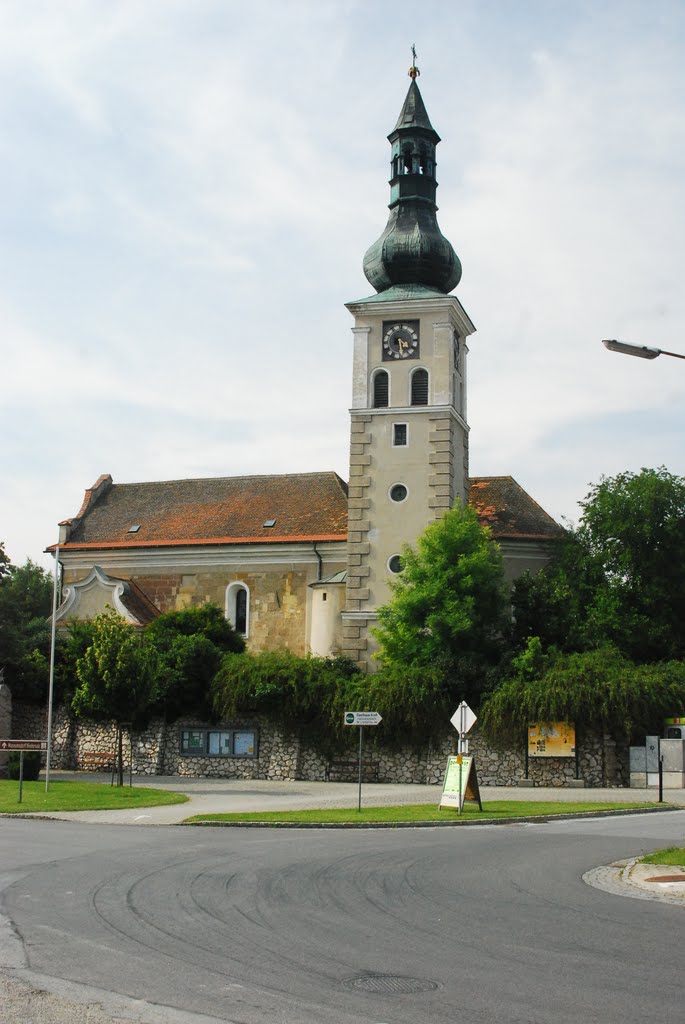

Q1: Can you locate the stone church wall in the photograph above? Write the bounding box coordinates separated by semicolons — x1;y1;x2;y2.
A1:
61;566;313;656
11;702;629;787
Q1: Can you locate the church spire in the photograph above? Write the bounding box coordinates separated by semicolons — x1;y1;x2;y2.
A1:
362;56;461;296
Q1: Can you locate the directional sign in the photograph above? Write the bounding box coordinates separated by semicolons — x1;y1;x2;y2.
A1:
0;739;47;752
344;711;382;726
450;702;477;735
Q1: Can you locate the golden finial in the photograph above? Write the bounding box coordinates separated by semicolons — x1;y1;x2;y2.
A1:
408;43;420;79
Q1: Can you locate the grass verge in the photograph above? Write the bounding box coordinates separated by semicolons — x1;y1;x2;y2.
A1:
641;846;685;867
0;780;188;814
184;800;658;825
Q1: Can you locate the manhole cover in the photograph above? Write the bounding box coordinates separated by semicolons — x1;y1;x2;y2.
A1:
345;975;439;995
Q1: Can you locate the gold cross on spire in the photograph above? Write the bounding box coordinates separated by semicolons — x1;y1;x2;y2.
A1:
409;44;420;79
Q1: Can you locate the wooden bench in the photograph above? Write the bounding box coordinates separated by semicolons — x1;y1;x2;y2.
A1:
80;751;116;771
325;760;380;783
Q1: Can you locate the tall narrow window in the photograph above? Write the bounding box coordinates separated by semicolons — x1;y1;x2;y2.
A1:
373;369;389;408
226;582;250;637
235;588;247;634
411;368;429;406
393;423;408;446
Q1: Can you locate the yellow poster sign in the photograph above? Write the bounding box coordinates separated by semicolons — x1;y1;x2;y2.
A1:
528;722;576;758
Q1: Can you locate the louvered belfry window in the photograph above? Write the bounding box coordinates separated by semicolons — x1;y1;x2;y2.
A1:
373;370;389;408
411;368;429;406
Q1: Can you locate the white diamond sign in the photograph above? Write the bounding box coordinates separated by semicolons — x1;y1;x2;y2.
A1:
450;701;477;735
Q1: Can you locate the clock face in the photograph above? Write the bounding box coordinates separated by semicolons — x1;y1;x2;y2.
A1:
382;320;420;360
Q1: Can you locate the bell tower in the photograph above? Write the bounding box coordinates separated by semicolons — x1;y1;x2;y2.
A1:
343;56;476;671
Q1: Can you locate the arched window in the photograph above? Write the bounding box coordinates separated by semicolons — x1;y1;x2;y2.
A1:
226;582;249;637
411;368;429;406
373;369;389;408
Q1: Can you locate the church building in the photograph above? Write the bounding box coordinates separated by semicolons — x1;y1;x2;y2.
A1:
51;62;562;669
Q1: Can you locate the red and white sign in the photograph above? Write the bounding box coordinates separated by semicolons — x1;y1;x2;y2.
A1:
0;739;47;752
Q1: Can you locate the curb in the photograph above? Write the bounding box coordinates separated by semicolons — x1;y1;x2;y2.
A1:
181;805;682;829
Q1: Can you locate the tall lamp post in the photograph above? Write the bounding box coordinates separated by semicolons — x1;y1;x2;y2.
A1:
45;544;60;792
602;339;685;361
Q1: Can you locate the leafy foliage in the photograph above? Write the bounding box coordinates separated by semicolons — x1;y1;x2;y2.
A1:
513;468;685;662
212;650;362;755
373;502;509;707
480;639;685;745
0;556;54;703
72;611;159;729
146;604;245;721
6;751;41;781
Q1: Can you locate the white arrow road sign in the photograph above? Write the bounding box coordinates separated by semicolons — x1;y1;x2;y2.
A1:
344;711;382;726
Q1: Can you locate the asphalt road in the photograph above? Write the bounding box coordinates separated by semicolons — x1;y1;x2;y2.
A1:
2;812;685;1024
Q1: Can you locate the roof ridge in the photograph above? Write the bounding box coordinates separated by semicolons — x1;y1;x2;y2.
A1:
109;470;346;488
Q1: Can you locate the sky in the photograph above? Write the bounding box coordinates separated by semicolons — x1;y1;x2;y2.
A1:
1;0;684;571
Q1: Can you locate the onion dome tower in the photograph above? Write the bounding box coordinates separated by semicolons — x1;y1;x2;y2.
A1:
362;59;461;296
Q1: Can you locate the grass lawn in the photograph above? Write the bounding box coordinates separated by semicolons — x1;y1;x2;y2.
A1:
184;800;659;825
642;846;685;867
0;780;188;814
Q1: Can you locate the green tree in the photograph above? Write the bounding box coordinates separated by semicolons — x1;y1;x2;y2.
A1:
72;611;159;784
0;556;54;702
373;501;509;707
146;604;245;721
513;468;685;662
481;639;685;746
0;541;11;578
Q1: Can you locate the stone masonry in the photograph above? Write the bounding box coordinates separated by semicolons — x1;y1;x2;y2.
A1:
12;702;629;788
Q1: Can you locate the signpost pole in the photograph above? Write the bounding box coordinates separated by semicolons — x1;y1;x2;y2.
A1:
343;711;382;811
18;751;24;804
358;725;364;812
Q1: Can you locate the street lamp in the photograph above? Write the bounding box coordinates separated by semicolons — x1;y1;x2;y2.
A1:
602;339;685;361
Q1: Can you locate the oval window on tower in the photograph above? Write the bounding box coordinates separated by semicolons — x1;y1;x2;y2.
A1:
389;483;408;503
388;554;404;574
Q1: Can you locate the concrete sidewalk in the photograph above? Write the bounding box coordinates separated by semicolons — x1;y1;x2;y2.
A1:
34;771;685;826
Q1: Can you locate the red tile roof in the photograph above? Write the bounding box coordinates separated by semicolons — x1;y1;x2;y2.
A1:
469;476;565;541
54;472;562;551
59;472;349;549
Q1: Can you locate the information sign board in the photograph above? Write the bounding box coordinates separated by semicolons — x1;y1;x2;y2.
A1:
527;722;575;758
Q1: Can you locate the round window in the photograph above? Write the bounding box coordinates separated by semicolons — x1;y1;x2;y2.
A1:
389;483;408;503
388;554;403;574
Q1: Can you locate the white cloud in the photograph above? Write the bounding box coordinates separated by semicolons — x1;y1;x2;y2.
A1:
1;0;684;566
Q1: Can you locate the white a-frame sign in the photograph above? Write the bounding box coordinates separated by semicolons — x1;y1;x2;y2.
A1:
439;754;483;813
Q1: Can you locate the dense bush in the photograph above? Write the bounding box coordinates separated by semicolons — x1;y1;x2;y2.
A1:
147;604;244;721
212;650;364;755
7;751;42;781
480;639;685;746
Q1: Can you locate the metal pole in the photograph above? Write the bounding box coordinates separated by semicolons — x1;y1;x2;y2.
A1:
45;544;60;793
658;739;664;804
18;750;24;804
358;725;363;812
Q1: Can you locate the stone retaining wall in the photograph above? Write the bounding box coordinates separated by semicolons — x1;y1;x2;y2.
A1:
10;702;630;787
